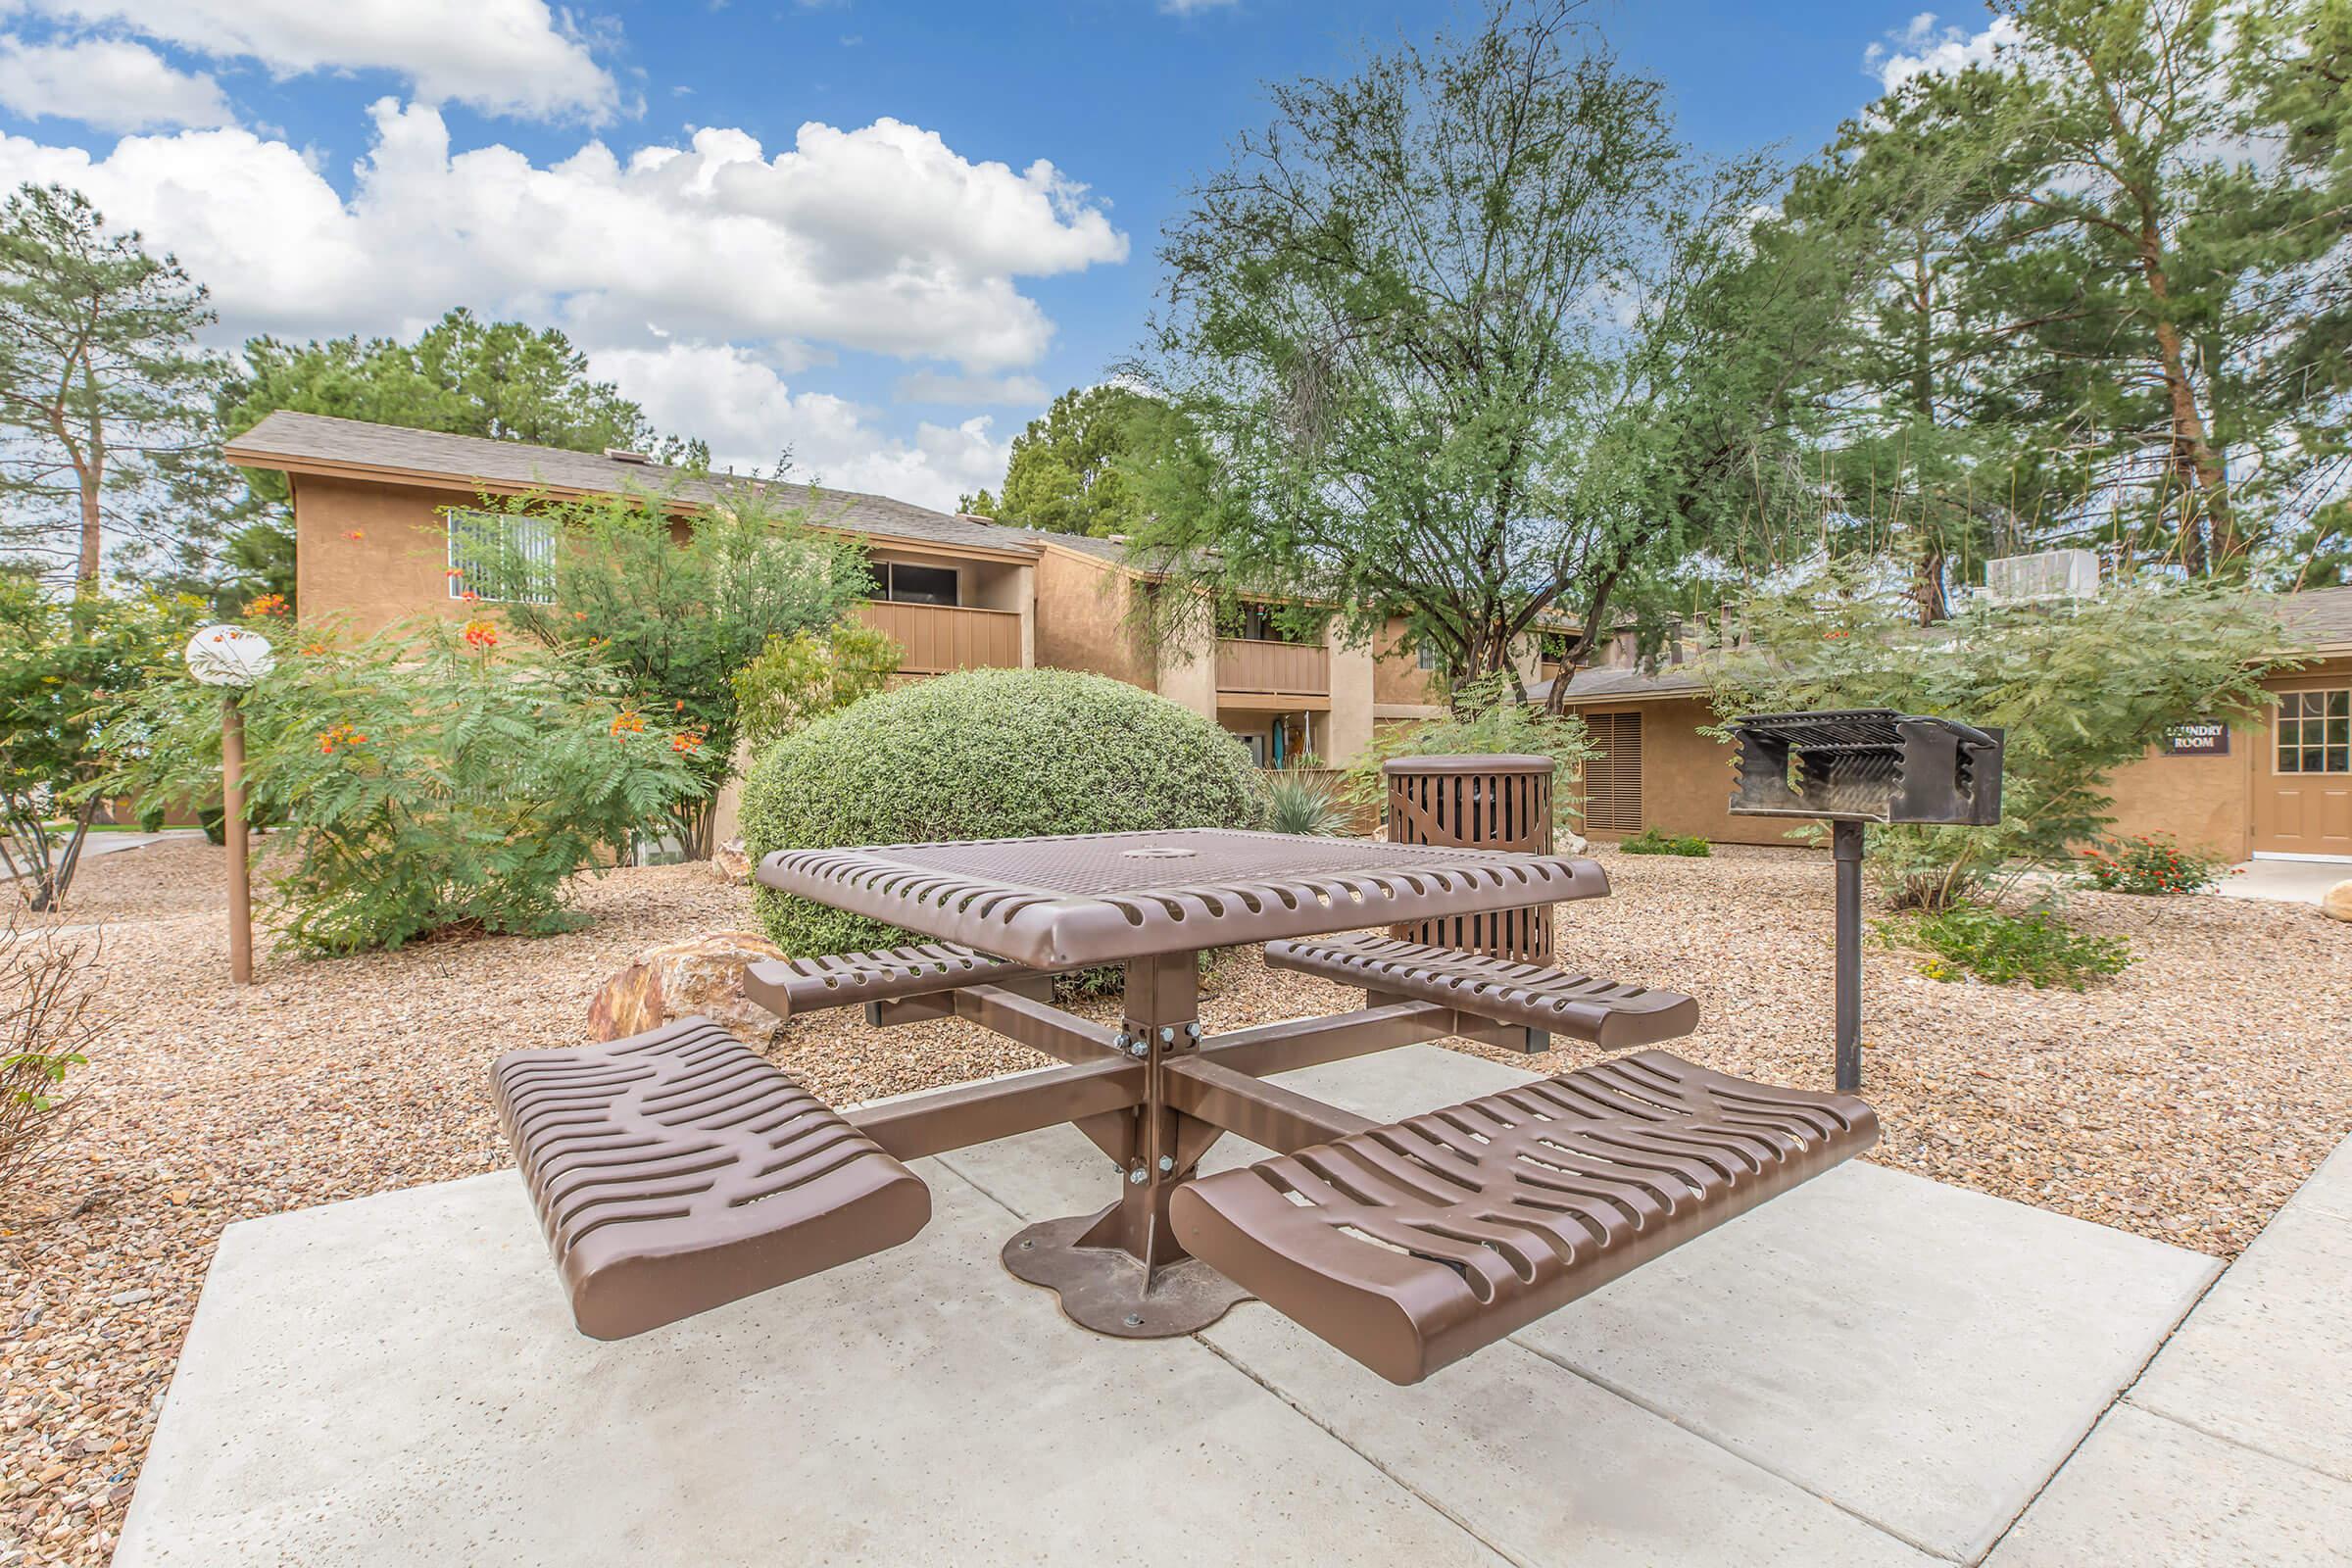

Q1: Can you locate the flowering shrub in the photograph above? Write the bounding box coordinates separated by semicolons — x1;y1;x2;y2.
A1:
103;616;698;953
2080;834;2221;896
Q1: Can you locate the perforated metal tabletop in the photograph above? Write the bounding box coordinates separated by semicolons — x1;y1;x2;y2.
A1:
758;827;1609;968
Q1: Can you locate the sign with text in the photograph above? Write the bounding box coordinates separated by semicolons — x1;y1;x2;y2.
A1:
2161;721;2230;757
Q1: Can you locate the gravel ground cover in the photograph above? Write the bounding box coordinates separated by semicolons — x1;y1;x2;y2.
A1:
5;835;2348;1563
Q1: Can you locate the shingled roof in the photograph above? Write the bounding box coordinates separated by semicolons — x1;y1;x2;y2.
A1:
223;411;1039;559
2280;584;2352;650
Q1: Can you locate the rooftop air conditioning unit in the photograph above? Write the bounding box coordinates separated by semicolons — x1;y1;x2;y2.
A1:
1984;549;2098;603
603;447;653;465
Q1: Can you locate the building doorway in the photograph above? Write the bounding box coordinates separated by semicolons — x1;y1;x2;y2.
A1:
2253;685;2352;858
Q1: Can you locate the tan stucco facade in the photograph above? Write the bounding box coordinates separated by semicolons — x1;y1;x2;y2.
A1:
292;473;488;634
1567;696;1798;848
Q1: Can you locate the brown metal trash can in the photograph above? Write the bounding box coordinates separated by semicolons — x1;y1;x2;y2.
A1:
1383;755;1555;963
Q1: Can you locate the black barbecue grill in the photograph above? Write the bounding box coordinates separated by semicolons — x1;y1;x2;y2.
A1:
1726;709;2006;1090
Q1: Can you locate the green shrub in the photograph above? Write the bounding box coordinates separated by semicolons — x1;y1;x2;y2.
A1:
2081;834;2221;895
1619;827;1711;857
1341;674;1593;833
742;667;1272;956
103;616;698;953
1266;772;1350;836
1887;904;2131;990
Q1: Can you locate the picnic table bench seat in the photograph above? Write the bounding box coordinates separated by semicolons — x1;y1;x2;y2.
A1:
492;1018;931;1339
1265;935;1700;1051
743;941;1054;1022
1169;1050;1876;1384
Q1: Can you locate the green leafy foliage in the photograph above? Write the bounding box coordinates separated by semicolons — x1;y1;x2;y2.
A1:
740;668;1270;956
0;577;201;908
1887;904;2132;989
1341;675;1594;833
2081;834;2224;895
0;910;103;1205
489;484;871;857
731;618;903;754
1619;828;1710;857
1266;773;1350;837
101;617;699;954
1710;566;2282;906
958;385;1186;538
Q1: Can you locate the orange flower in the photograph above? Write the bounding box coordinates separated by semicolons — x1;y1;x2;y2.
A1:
344;529;366;542
445;567;465;579
244;593;288;619
460;589;480;604
317;722;367;755
301;642;327;656
669;727;706;755
610;710;647;738
462;618;499;650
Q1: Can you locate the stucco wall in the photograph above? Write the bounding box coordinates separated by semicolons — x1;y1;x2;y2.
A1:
1372;617;1442;707
1033;546;1154;690
293;474;476;631
2103;729;2255;861
1574;697;1798;848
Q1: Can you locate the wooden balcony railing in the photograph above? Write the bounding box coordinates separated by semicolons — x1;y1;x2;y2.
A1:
858;600;1023;675
1215;637;1330;698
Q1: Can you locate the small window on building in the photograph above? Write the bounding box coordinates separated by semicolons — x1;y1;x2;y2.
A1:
2277;689;2351;774
447;509;555;604
1417;642;1443;671
876;562;959;607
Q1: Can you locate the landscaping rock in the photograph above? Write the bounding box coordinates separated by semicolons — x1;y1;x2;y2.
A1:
2325;879;2352;923
586;931;787;1044
710;838;754;885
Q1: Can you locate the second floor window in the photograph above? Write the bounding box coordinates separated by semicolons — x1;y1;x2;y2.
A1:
875;562;959;607
1417;641;1443;671
447;509;555;604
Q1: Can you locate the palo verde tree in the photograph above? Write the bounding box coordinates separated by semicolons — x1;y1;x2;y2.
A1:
1127;1;1840;706
0;184;220;600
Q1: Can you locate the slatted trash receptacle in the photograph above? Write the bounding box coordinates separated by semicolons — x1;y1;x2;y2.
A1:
1384;755;1556;964
1725;709;2004;1091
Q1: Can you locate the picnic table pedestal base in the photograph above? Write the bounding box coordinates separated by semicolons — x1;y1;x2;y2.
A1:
999;950;1253;1337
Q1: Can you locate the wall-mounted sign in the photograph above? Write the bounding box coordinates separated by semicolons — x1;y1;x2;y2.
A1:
2161;721;2230;757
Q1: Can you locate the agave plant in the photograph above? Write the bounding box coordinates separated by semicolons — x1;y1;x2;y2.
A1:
1265;773;1349;836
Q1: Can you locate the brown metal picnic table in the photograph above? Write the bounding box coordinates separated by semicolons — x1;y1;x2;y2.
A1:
494;826;1877;1385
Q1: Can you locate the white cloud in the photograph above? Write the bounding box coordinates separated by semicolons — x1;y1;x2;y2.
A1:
1863;12;2025;92
0;35;232;131
1159;0;1239;15
19;0;621;123
588;342;1012;511
0;101;1128;370
895;369;1050;406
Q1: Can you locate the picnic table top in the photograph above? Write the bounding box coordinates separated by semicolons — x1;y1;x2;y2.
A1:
757;827;1607;968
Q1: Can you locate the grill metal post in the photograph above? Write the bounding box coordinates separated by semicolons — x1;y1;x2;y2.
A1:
1833;820;1863;1093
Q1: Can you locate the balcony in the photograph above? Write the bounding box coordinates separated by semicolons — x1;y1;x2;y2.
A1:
1215;637;1330;708
858;600;1023;675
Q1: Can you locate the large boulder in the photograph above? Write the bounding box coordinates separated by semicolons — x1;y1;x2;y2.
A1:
2325;880;2352;924
587;931;787;1044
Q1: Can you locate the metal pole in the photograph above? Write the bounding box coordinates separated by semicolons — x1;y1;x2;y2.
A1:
1833;818;1863;1092
223;697;253;986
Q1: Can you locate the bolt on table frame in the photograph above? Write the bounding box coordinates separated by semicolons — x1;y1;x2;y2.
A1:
756;828;1611;1337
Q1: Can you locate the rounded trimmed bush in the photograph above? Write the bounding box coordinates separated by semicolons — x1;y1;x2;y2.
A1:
742;667;1272;956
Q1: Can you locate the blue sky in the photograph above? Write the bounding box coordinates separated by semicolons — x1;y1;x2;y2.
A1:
0;1;2001;510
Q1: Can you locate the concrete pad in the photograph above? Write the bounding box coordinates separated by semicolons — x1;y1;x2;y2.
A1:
1202;1306;1934;1567
2217;858;2351;905
116;1167;1505;1568
1511;1160;2223;1562
2295;1135;2352;1222
2132;1199;2352;1483
1986;1402;2352;1567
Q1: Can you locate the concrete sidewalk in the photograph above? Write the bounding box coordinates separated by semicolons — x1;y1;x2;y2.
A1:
117;1047;2250;1567
1989;1137;2352;1564
2217;858;2349;906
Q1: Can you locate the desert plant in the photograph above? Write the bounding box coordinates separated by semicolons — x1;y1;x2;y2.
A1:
1619;827;1710;857
2080;834;2222;896
0;910;102;1209
101;615;698;953
731;617;902;753
1886;903;2131;990
485;482;872;857
1266;772;1350;836
1341;673;1594;833
1712;567;2282;909
741;667;1270;957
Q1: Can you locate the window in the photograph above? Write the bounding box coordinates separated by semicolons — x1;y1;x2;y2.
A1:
447;509;555;604
2276;689;2350;774
1417;642;1443;671
876;562;959;607
1219;601;1310;643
